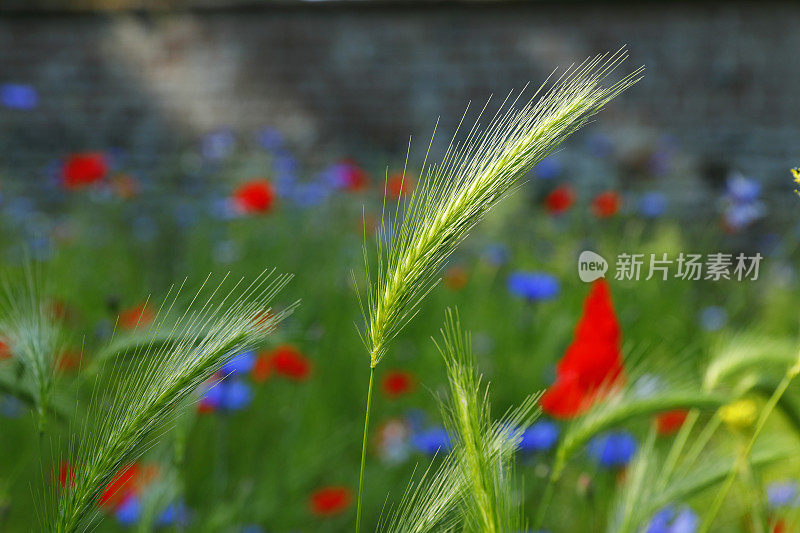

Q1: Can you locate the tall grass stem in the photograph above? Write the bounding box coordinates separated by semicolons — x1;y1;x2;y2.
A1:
355;366;374;533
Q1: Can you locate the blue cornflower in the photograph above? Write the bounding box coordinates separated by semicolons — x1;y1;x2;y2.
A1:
1;395;25;418
726;173;761;204
199;381;224;411
507;272;560;301
221;380;253;411
586;132;614;158
699;306;727;332
199;379;253;412
201;129;236;161
209;197;238;220
0;83;39;110
482;244;510;267
114;495;141;526
221;351;256;377
767;480;799;508
256;127;284;151
157;500;190;527
534;156;562;180
273;152;298;178
646;505;698;533
587;431;637;468
274;173;297;198
6;196;35;224
519;420;559;452
292;182;330;208
724;202;764;230
411;427;452;455
638;192;667;218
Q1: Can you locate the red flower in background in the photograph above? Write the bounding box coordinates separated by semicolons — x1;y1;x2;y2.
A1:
385;172;414;199
0;339;11;360
51;462;75;488
339;160;370;191
118;303;155;330
62;153;108;189
309;486;351;516
443;265;468;291
56;349;83;372
591;191;621;218
251;309;277;332
232;180;275;214
382;370;416;398
252;352;273;383
259;345;312;381
656;409;689;436
545;185;575;214
48;299;72;322
541;279;625;419
98;464;140;509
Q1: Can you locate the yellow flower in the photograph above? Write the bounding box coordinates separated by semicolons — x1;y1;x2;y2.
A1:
793;168;800;191
720;399;758;429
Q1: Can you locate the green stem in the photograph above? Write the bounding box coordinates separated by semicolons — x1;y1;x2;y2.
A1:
656;410;699;493
533;459;561;529
355;366;375;533
700;360;800;533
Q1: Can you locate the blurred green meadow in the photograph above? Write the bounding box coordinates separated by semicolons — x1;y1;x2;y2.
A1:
1;112;800;532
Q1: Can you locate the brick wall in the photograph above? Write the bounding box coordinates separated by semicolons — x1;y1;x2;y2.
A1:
1;2;798;190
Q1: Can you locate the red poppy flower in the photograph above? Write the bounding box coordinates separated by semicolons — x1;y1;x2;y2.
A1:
656;409;688;436
385;172;414;199
0;339;11;360
267;345;311;381
51;462;75;488
196;398;217;414
232;180;275;214
47;299;73;322
252;351;273;383
382;370;416;398
443;265;468;291
56;350;82;372
591;191;621;218
62;153;108;189
340;160;370;191
119;303;155;330
309;486;351;516
545;186;575;214
251;309;277;332
541;279;625;419
99;464;140;509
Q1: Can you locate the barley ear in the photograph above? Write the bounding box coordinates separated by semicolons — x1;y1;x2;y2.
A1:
362;49;642;368
50;270;294;533
0;263;64;436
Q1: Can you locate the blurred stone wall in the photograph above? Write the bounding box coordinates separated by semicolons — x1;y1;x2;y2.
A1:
0;2;798;189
